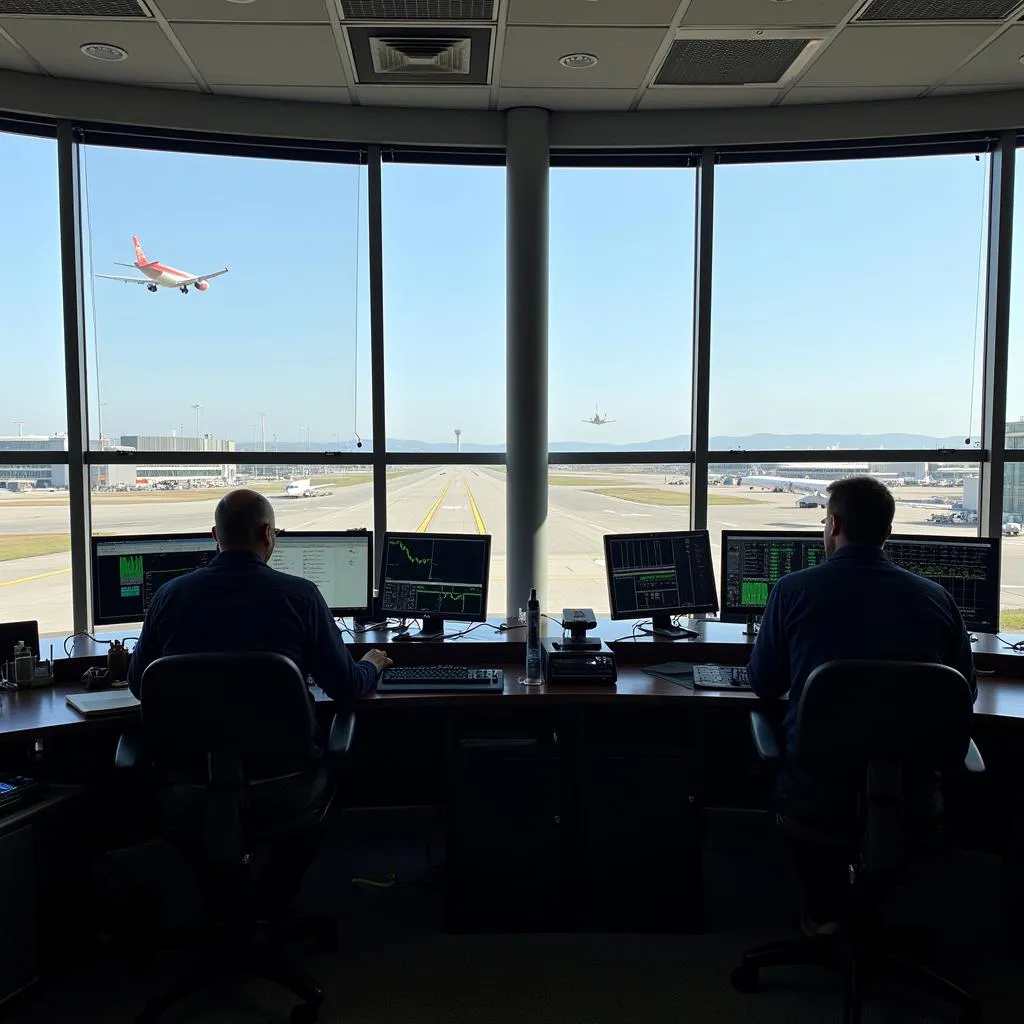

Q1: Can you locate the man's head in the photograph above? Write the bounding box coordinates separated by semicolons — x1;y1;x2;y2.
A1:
823;476;895;557
213;488;277;561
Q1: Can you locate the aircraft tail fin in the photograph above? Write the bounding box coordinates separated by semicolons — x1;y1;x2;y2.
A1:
132;235;151;267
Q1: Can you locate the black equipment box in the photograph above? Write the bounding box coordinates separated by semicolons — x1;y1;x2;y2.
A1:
540;638;617;686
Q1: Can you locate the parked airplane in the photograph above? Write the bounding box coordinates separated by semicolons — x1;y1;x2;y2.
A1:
741;475;832;507
96;236;229;294
583;405;615;426
284;479;332;498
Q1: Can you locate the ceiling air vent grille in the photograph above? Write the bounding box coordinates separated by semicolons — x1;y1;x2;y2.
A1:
656;38;809;86
0;0;147;12
370;36;471;74
340;0;494;18
856;0;1020;20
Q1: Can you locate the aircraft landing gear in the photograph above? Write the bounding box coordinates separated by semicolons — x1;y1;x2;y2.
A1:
179;285;189;294
147;284;158;292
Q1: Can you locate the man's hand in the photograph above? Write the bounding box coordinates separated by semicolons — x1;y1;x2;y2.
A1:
361;649;393;674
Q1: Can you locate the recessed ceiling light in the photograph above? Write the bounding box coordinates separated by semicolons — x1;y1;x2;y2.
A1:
225;0;258;4
559;53;599;69
80;43;128;63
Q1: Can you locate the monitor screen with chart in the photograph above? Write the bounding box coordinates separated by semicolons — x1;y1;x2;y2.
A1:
91;533;219;625
378;532;491;640
885;535;1000;634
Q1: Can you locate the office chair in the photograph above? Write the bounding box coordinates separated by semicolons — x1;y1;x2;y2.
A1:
730;660;985;1024
116;652;355;1024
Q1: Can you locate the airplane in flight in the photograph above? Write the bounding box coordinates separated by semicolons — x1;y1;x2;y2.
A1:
583;405;615;426
96;236;229;294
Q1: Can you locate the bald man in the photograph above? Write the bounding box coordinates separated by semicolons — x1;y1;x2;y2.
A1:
127;488;390;707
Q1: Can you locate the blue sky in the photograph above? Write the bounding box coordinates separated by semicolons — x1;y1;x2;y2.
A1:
3;131;1012;448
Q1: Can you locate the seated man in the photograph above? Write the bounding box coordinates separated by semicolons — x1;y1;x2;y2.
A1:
128;487;391;706
747;476;976;938
127;489;392;918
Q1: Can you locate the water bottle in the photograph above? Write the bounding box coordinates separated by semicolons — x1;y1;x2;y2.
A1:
12;641;33;687
525;588;541;685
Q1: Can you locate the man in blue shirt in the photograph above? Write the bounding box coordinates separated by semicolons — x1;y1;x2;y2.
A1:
128;488;391;705
747;476;976;936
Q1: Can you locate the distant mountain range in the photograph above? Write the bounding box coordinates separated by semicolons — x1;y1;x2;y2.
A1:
235;432;974;455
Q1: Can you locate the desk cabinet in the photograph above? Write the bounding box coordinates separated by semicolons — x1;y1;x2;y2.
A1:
445;712;571;932
579;753;702;931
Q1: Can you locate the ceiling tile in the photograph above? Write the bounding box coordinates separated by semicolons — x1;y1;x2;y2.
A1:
214;84;351;102
500;26;667;88
682;0;859;28
498;86;635;109
0;31;36;73
797;24;996;86
639;86;780;108
945;24;1024;86
508;0;681;26
173;23;345;86
0;17;196;83
156;0;329;21
784;84;923;103
356;84;491;107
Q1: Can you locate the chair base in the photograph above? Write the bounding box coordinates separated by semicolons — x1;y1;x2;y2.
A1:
132;917;336;1024
732;935;980;1024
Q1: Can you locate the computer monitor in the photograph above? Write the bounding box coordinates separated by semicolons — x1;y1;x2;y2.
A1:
269;530;372;616
885;534;1000;634
603;530;718;638
91;533;218;626
378;532;491;641
720;531;825;627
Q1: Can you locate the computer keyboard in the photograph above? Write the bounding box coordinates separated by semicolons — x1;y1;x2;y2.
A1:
378;666;504;693
692;664;752;690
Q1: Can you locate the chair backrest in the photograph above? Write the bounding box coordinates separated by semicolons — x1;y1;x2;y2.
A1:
794;660;973;879
139;651;318;776
794;660;973;774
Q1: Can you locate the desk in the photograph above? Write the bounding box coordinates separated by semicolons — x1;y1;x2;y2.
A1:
4;619;1023;934
6;613;1024;739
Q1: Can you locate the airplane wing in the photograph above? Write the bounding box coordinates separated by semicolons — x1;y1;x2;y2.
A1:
95;274;154;285
178;267;229;286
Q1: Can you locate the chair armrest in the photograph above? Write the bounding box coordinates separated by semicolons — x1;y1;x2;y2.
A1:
750;710;782;761
327;712;356;757
964;737;985;774
114;731;143;770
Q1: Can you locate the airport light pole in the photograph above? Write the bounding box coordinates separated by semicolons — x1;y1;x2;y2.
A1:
98;402;109;449
259;411;267;452
12;419;24;437
191;403;202;439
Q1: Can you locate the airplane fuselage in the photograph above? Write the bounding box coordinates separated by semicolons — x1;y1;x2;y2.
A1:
140;263;210;290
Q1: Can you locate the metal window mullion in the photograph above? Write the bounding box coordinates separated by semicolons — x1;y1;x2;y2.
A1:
368;145;387;588
979;133;1014;539
690;148;714;532
57;123;92;632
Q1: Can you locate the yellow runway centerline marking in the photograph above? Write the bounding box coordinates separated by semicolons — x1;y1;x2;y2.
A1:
464;480;486;535
0;567;71;587
416;478;453;533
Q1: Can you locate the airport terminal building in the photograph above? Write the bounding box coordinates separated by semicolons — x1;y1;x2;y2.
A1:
0;434;236;490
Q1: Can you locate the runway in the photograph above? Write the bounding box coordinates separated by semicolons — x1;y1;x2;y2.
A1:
1;468;1020;635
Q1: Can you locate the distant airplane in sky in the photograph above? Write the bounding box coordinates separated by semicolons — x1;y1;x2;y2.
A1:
583;405;615;426
96;235;229;294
